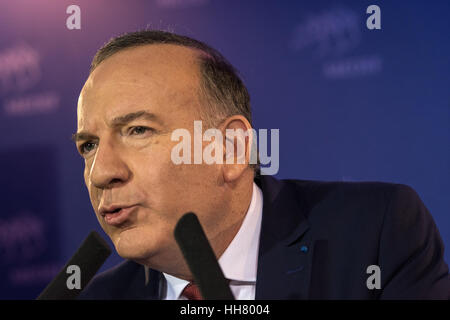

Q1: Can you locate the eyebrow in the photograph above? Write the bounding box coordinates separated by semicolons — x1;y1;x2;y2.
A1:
71;110;161;143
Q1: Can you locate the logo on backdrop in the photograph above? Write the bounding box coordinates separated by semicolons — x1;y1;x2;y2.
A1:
0;211;46;264
0;211;61;287
0;42;60;116
290;6;383;79
0;42;40;94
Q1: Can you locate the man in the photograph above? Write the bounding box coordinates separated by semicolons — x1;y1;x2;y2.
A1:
74;30;449;299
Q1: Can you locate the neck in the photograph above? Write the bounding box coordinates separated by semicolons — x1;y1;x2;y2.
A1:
140;172;254;281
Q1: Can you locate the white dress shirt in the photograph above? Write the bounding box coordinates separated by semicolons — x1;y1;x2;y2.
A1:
162;182;264;300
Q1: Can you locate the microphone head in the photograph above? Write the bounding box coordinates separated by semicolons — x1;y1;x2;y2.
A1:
174;212;234;300
36;230;111;300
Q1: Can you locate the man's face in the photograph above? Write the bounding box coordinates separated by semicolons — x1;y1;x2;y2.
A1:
75;45;230;270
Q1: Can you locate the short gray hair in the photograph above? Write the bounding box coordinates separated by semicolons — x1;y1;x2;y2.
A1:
90;29;252;128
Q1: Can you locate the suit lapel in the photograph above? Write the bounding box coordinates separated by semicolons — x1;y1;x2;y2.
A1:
144;268;163;299
255;175;313;299
127;266;161;300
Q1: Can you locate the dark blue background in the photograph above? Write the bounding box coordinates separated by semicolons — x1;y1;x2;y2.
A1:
0;0;448;299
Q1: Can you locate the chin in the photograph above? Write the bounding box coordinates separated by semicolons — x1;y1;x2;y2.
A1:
113;226;158;261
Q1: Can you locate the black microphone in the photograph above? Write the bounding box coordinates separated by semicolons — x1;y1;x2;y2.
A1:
36;230;111;300
174;212;235;300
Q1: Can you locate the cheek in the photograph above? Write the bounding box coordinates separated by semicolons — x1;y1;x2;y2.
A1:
165;161;221;213
128;139;220;219
131;148;195;210
84;166;101;216
83;166;89;185
83;163;93;193
126;145;179;209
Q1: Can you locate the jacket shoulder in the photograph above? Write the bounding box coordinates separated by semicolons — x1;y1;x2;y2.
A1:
283;178;449;298
283;178;405;212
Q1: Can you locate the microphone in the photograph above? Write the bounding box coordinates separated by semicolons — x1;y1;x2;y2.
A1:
36;230;111;300
174;212;235;300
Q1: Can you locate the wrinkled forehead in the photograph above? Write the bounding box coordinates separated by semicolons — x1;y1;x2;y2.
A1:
77;44;203;128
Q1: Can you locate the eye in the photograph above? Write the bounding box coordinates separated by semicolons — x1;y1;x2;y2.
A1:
128;126;153;136
79;141;97;155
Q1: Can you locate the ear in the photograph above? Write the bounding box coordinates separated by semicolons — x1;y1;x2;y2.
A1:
219;115;254;183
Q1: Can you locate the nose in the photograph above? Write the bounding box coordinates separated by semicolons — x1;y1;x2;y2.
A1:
88;139;131;189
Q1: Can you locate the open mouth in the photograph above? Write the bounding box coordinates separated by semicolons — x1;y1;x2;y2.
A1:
100;206;124;217
101;205;137;226
104;207;123;218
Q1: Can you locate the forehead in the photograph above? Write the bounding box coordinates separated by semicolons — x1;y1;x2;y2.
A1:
77;44;202;129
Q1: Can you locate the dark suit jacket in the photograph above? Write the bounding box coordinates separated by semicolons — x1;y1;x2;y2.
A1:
79;175;450;299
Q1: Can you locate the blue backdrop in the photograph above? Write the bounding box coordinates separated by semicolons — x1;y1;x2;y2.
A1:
0;0;448;299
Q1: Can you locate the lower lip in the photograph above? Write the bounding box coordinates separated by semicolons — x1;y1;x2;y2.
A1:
104;206;137;226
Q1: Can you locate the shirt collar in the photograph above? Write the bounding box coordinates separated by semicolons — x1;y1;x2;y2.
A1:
218;182;263;282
